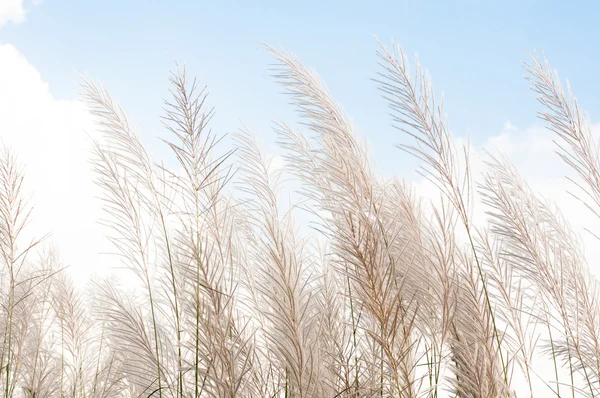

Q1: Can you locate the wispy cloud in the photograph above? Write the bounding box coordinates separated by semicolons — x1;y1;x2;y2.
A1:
0;0;43;28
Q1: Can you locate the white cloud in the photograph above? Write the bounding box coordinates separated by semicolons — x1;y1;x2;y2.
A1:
0;0;44;28
0;43;108;284
0;0;25;27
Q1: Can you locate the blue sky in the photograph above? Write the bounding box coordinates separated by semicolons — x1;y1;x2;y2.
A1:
3;0;600;176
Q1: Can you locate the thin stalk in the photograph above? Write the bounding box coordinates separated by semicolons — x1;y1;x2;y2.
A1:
147;281;164;398
4;260;15;398
157;211;183;398
346;272;360;397
547;322;561;398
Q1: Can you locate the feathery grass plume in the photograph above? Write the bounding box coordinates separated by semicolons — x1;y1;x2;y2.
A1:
416;200;459;397
273;123;369;397
84;66;259;397
476;231;541;398
51;267;123;397
268;46;437;396
53;271;92;396
0;147;49;397
2;265;54;398
524;55;600;231
313;239;364;397
525;53;600;396
481;154;600;396
375;40;512;396
18;250;60;398
449;247;511;398
82;78;176;396
9;271;59;398
162;66;256;398
524;55;600;387
234;128;325;398
94;280;171;396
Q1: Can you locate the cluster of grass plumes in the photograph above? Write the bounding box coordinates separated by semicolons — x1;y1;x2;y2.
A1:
2;41;600;397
